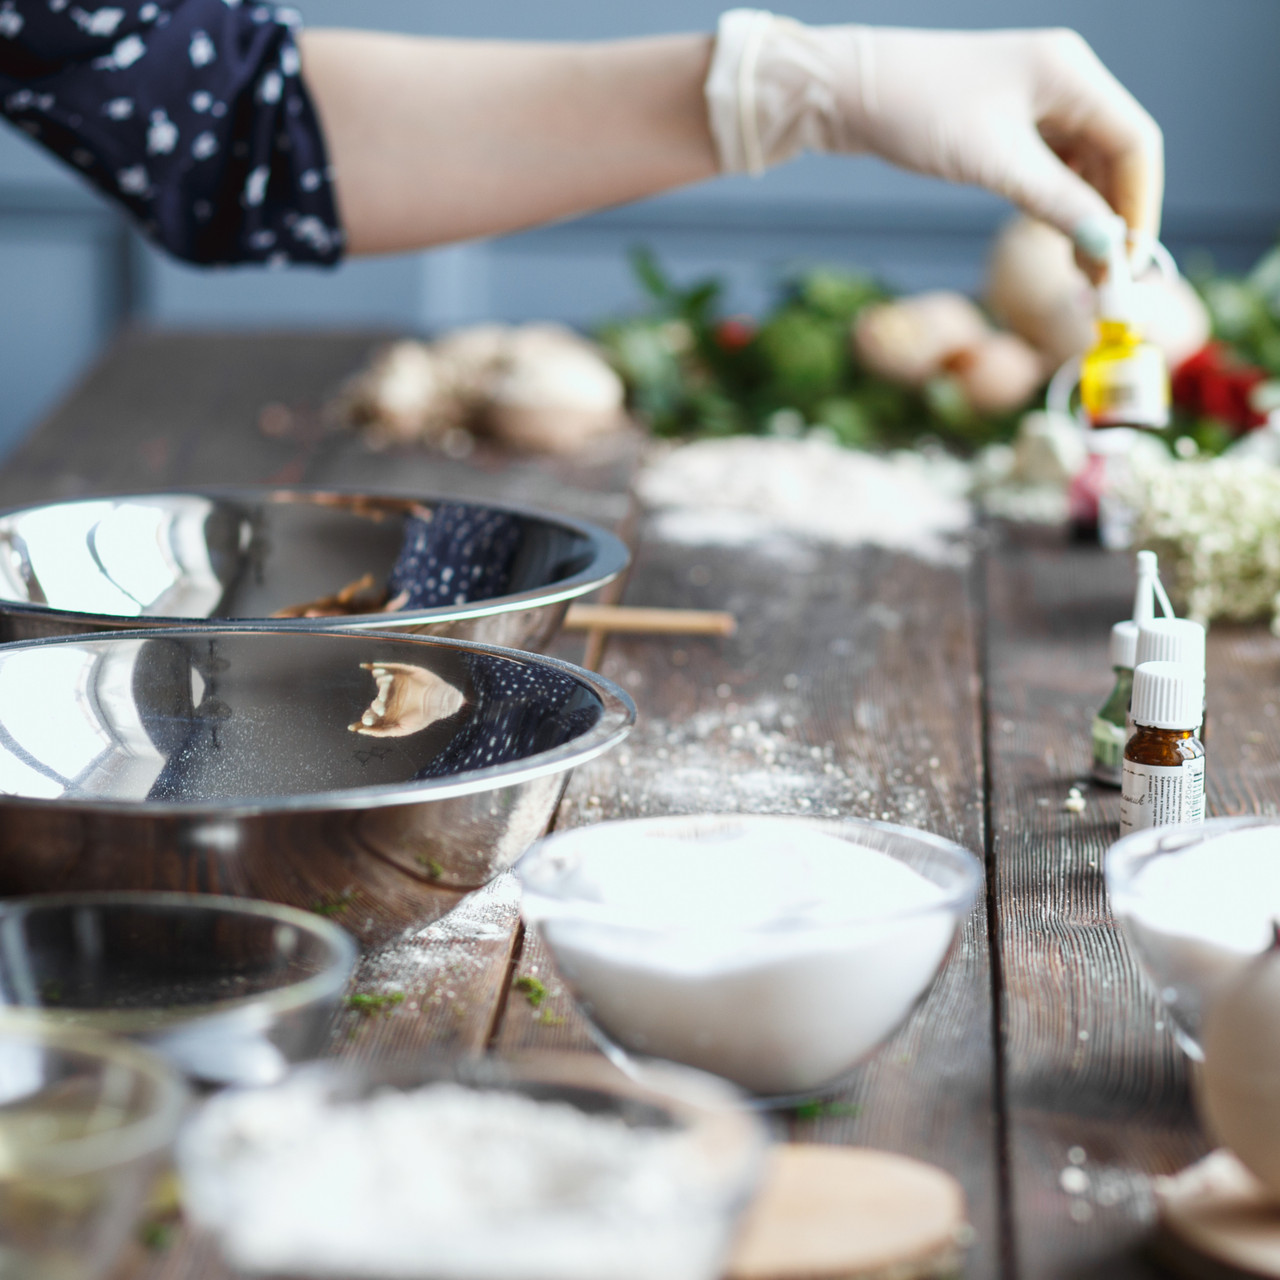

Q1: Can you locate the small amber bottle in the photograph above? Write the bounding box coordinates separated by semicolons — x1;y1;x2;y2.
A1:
1120;661;1206;834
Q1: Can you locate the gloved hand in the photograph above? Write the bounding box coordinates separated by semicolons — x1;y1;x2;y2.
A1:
705;10;1163;253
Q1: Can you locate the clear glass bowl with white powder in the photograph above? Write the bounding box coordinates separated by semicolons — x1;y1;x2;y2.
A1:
516;815;983;1103
1106;816;1280;1059
177;1051;766;1280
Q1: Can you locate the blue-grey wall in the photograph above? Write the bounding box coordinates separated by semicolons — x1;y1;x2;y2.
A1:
1;0;1278;452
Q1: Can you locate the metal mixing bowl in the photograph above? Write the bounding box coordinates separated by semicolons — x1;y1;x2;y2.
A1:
0;488;629;650
0;628;633;945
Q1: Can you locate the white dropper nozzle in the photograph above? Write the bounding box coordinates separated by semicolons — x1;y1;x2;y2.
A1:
1132;550;1174;627
1098;215;1137;325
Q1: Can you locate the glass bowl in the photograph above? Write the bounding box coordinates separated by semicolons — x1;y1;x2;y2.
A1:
0;893;358;1086
1106;816;1280;1059
516;814;984;1103
177;1051;767;1280
0;1022;187;1280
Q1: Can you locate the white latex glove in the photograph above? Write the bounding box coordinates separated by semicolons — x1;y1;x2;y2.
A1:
705;10;1164;252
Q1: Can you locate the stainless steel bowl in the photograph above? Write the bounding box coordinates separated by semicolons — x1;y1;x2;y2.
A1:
0;488;630;650
0;628;633;945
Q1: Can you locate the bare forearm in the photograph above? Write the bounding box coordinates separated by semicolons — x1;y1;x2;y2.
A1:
298;30;717;256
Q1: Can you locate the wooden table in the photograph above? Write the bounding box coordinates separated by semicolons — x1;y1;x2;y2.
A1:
12;331;1274;1280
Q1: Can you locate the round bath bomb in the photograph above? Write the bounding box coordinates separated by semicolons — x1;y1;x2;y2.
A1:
951;332;1046;416
345;340;453;444
985;215;1095;366
852;293;990;387
482;324;626;453
1199;937;1280;1198
430;323;512;404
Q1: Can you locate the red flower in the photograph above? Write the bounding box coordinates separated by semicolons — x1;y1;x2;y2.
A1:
1171;342;1267;433
714;316;756;352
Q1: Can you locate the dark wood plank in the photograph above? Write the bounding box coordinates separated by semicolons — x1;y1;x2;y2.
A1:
495;522;1000;1279
986;533;1213;1280
0;329;639;532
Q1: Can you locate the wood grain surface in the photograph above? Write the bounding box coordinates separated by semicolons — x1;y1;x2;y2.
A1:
16;333;1273;1280
985;532;1211;1280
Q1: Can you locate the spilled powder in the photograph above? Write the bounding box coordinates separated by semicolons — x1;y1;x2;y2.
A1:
634;437;972;562
559;695;939;827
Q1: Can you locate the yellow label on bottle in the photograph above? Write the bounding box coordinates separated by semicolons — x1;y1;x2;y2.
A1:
1088;346;1169;429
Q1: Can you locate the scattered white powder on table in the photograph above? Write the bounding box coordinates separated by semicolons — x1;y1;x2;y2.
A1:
634;437;972;562
180;1078;731;1280
524;820;962;1096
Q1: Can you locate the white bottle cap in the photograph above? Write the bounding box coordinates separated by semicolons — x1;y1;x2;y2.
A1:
1110;621;1138;670
1131;661;1205;731
1136;617;1206;673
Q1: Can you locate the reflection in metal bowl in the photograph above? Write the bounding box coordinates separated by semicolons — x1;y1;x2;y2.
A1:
0;489;629;651
0;629;633;946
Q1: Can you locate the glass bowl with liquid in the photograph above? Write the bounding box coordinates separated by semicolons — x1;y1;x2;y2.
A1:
0;1022;186;1280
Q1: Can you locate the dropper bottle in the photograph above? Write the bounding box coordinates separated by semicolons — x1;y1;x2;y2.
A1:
1135;616;1207;741
1091;550;1173;786
1119;661;1206;834
1079;218;1170;432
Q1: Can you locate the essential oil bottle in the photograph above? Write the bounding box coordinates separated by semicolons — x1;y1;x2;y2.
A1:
1092;620;1136;787
1135;616;1207;740
1119;661;1206;834
1079;220;1170;433
1092;550;1172;787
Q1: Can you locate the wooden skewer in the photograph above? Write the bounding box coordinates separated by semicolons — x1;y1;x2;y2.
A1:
564;604;737;637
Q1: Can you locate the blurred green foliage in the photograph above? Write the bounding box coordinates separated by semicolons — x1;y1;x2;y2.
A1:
596;249;1025;454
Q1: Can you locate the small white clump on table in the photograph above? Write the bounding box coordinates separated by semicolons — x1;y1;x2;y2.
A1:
180;1078;729;1280
530;821;957;1097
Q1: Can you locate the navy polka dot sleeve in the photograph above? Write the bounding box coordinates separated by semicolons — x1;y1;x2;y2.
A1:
0;1;343;266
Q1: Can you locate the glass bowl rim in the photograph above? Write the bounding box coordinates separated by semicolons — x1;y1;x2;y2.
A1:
0;891;359;1031
515;813;985;934
1104;814;1280;899
0;1019;188;1175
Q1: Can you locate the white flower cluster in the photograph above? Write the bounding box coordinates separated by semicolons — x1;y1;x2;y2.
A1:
1125;457;1280;631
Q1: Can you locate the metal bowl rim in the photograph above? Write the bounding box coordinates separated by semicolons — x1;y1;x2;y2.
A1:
0;484;631;630
0;891;359;1026
0;626;635;816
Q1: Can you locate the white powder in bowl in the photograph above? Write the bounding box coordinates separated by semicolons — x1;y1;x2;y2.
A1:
522;821;964;1097
179;1077;736;1280
1114;827;1280;1044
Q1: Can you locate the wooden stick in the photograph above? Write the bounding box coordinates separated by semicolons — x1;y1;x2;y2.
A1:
582;497;639;673
564;604;737;637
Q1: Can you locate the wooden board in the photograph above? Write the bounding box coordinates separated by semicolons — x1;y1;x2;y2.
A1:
494;523;1001;1279
985;530;1211;1280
